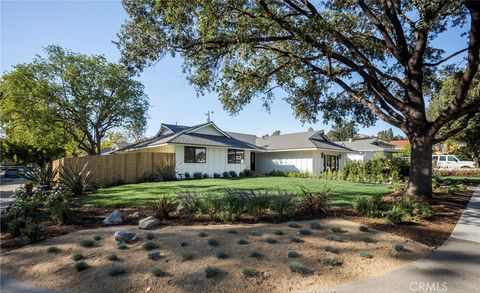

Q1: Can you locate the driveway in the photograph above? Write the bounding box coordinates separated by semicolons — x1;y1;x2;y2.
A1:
0;174;24;212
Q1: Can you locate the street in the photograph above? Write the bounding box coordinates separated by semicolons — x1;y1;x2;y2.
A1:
0;174;24;212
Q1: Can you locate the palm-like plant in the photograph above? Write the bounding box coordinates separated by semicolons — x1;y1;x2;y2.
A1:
21;164;58;190
59;163;94;195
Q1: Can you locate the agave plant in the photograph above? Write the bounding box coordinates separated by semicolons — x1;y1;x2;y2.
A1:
59;163;94;195
21;164;58;190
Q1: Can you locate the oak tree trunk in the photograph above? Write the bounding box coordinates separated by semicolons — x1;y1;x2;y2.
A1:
406;133;433;201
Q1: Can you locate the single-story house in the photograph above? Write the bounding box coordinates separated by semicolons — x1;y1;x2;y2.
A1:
390;139;410;150
114;122;353;177
335;138;399;162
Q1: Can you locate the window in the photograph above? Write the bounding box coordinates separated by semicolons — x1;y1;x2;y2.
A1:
324;154;339;171
438;156;446;162
184;146;206;163
228;149;244;164
448;156;458;162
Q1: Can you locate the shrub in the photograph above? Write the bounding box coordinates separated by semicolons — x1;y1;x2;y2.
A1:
362;236;377;243
243;169;252;177
109;266;126;276
249;250;263;259
208;238;219;246
288;250;300;258
198;231;208;237
184;172;191;179
60;163;95;195
45;186;72;225
193;172;203;179
331;226;343;233
324;258;342;266
226;229;237;234
249;229;262;236
79;238;95;248
387;205;404;224
151;267;168;277
239;171;246;177
355;194;387;217
106;253;118;261
326;235;343;242
179;241;188;247
310;221;321;230
176;190;201;217
222;171;230;178
145;232;155;240
270;192;298;220
298;229;312;235
148;251;162;260
267;170;287;177
288;261;309;274
288;222;301;228
156;158;176;181
296;186;330;217
221;189;248;221
291;236;304;243
216;250;229;259
324;246;338;254
359;225;370;232
393;243;405;251
152;196;176;220
93;235;102;241
273;230;284;235
243;267;259;277
180;252;194;261
74;261;89;272
238;238;249;245
245;191;270;221
205;266;221;278
72;251;84;261
213;173;221;178
21;164;58;191
143;241;159;250
203;173;210;179
47;246;60;253
266;238;278;244
117;244;128;250
229;171;238;178
387;196;434;224
360;251;373;259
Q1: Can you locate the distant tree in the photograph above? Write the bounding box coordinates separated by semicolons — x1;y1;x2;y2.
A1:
377;128;395;142
0;46;149;156
271;130;281;136
327;121;358;141
308;127;314;132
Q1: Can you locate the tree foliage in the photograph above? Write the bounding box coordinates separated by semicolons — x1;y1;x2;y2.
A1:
377;128;395;142
0;46;149;156
326;120;358;141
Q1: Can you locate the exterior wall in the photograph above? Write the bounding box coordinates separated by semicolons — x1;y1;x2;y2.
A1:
189;125;224;136
256;150;314;174
174;145;250;177
127;144;175;154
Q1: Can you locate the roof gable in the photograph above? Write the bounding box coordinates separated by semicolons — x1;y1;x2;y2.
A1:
186;122;231;138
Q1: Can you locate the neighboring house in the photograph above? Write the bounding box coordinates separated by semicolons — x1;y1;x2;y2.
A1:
335;138;399;162
114;122;352;177
101;142;130;155
390;139;410;150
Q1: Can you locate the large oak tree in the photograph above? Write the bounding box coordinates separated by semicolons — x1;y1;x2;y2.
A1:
116;0;480;199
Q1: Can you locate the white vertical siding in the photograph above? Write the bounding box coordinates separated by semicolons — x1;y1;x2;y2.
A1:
256;151;313;174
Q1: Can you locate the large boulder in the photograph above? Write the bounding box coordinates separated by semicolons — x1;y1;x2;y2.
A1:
103;210;124;225
114;230;137;244
176;203;192;218
139;216;160;229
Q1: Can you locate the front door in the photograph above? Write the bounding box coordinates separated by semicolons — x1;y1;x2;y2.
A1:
250;152;256;173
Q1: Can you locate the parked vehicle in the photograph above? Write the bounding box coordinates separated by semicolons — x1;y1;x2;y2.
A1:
432;155;475;169
4;167;26;178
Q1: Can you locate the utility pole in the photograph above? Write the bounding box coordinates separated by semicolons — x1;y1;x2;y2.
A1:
205;110;214;122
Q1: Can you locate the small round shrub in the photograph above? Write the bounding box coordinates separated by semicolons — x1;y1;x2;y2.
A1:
291;236;304;243
145;232;155;240
273;230;284;235
109;266;126;276
143;241;159;251
324;246;338;254
72;251;84;261
222;171;230;178
151;267;168;277
326;235;343;242
359;251;373;259
359;226;370;232
229;171;238;178
74;261;89;272
266;238;278;244
208;238;219;246
79;238;95;248
117;244;128;250
226;229;237;234
148;251;162;260
243;267;259;277
310;222;322;230
298;229;312;236
249;230;261;236
287;250;300;258
362;236;377;243
249;250;263;259
393;242;405;251
216;250;229;259
288;222;301;228
205;266;221;278
106;253;118;261
238;238;249;245
179;241;188;247
331;226;343;233
181;251;194;261
198;232;208;237
93;235;102;241
288;261;309;274
324;257;342;266
47;246;60;253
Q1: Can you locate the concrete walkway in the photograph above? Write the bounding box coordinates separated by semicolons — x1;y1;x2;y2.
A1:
0;176;24;212
313;185;480;293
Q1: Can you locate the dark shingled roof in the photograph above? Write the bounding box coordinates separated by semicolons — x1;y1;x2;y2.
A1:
256;131;353;152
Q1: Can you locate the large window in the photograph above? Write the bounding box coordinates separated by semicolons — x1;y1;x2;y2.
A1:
184;146;206;163
324;154;339;171
228;149;244;164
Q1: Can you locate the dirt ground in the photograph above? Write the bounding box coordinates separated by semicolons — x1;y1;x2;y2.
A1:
0;219;431;293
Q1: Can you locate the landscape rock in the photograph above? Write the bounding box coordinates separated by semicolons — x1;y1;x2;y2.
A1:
130;211;144;219
103;210;124;225
176;203;192;218
114;230;137;244
139;216;160;229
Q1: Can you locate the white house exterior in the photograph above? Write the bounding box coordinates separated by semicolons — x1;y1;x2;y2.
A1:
335;138;400;162
114;122;352;176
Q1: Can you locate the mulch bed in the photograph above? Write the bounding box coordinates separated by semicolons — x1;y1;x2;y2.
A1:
0;188;473;251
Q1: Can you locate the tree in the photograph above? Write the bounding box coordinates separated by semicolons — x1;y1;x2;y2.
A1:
0;46;149;155
377;128;395;142
116;1;480;199
271;130;281;136
326;121;358;141
308;127;314;132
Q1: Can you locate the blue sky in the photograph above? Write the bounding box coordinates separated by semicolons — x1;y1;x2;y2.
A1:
1;1;468;138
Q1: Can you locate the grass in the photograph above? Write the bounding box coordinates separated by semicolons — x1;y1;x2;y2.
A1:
208;238;219;246
78;177;390;207
143;241;159;250
291;236;304;243
151;267;168;277
106;253;118;261
298;229;312;235
324;257;342;266
148;251;162;260
310;222;322;230
109;266;126;276
287;250;300;258
145;232;155;240
288;261;309;274
205;266;221;278
74;261;89;272
72;251;84;261
362;236;377;243
360;251;373;259
393;242;405;251
47;246;60;253
117;244;128;250
249;250;264;259
324;245;339;254
216;250;229;259
326;235;344;242
266;238;278;244
79;238;95;248
180;251;194;261
238;238;249;245
243;267;259;277
273;229;284;235
288;222;302;228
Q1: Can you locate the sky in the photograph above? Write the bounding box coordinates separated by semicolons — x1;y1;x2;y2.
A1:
0;0;470;138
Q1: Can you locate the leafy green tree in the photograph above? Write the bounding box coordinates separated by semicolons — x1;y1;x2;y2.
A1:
116;1;480;199
327;121;358;141
377;128;395;142
0;46;149;155
271;130;281;136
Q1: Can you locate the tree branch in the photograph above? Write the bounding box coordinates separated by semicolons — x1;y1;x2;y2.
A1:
423;48;469;66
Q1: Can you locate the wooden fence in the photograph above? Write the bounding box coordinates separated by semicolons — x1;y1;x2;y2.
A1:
52;152;175;186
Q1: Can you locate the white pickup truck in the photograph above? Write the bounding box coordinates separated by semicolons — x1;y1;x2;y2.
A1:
432;155;476;169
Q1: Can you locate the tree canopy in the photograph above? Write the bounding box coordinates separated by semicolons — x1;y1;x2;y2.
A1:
326;121;358;141
0;46;150;156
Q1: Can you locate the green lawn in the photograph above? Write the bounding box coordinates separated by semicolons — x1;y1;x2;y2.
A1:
78;177;391;207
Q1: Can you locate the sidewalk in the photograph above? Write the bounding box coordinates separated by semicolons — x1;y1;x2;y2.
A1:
312;185;480;293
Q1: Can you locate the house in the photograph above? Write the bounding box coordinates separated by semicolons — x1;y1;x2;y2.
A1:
114;122;353;177
335;138;399;162
390;139;410;150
